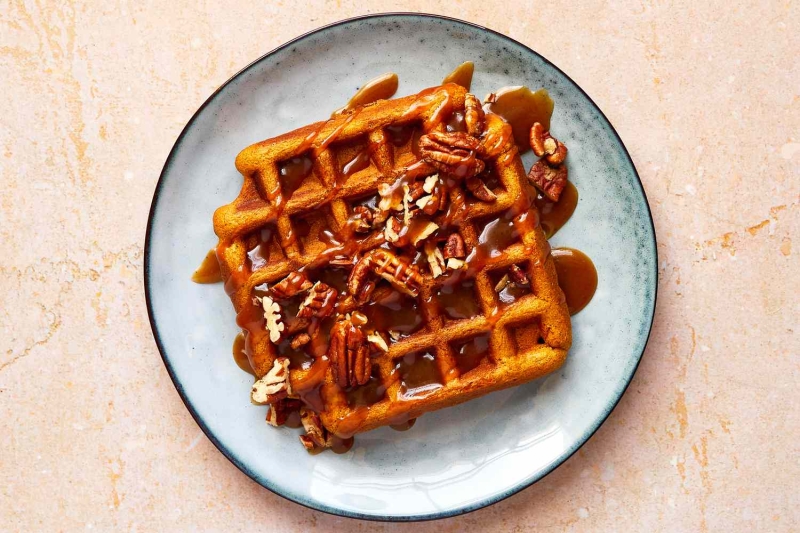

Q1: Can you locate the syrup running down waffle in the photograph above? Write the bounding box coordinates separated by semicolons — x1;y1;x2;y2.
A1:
213;83;571;451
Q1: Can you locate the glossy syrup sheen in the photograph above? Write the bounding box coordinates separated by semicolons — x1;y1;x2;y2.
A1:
552;248;598;315
333;72;399;116
278;155;314;196
485;86;554;150
191;248;222;283
442;61;474;90
232;333;255;376
534;181;578;238
396;351;443;399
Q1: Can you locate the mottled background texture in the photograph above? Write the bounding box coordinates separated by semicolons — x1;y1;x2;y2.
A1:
1;1;798;532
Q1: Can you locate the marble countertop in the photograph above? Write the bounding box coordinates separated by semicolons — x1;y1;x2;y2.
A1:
1;2;797;531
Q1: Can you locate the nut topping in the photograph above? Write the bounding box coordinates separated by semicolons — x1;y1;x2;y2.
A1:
348;249;423;301
266;398;302;426
384;216;402;243
367;331;389;352
527;159;568;202
418;131;485;178
464;93;485;137
443;233;466;260
255;294;284;343
465;175;497;202
299;407;330;450
352;205;373;233
509;264;530;286
529;122;568;166
297;281;338;319
329;316;370;388
251;357;292;404
424;240;446;278
270;272;313;300
290;333;311;350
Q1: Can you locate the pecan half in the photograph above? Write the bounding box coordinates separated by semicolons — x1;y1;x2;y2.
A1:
251;357;292;405
329;316;370;388
418;131;485;179
347;249;423;301
528;159;568;202
297;281;338;319
443;233;466;260
509;264;530;286
270;272;313;300
464;93;485;137
466;175;497;202
352;205;373;233
530;122;568;165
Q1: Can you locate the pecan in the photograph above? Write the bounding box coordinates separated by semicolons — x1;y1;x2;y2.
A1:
464;93;485;137
270;272;313;300
251;357;292;405
410;221;439;247
254;295;284;343
297;281;337;319
352;205;373;233
266;398;302;426
367;331;389;352
348;249;424;301
290;333;311;350
329;316;370;388
509;264;530;286
529;122;568;165
299;407;330;450
527;159;568;202
384;216;402;243
424;240;445;278
443;233;466;260
418;131;485;179
466;175;497;202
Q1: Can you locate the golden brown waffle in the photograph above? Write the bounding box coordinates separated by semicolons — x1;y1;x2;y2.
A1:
213;83;571;443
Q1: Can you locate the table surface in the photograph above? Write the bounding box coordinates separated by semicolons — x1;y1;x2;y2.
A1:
1;1;798;531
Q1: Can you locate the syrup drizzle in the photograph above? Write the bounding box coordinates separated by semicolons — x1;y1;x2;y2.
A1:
191;248;222;283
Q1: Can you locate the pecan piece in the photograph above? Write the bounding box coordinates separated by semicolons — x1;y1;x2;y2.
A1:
290;333;311;350
527;159;568;202
424;240;446;278
443;233;466;260
297;281;338;319
418;131;485;178
529;122;568;165
464;93;485;137
299;407;330;450
251;357;292;405
347;249;424;301
266;399;302;426
329;316;370;388
270;272;313;300
466;175;497;202
254;294;284;343
351;205;373;233
509;264;530;286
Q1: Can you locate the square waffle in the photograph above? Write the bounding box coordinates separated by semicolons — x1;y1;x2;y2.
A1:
213;83;571;448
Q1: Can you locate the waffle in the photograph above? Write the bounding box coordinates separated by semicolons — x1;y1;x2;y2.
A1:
213;83;571;446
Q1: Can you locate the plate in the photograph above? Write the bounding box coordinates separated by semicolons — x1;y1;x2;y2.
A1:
145;13;657;521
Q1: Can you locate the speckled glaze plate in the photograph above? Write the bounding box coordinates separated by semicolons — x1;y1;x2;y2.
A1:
145;14;657;521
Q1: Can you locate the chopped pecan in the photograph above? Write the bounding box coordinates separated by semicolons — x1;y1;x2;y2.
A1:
495;274;510;293
352;205;373;233
297;281;338;319
329;316;370;388
299;407;330;450
254;295;284;343
410;221;439;247
465;175;497;202
418;131;485;179
367;331;389;352
348;249;424;301
384;216;402;243
270;272;313;300
509;264;530;286
529;122;568;165
424;241;445;278
464;93;485;137
251;357;292;405
527;159;568;202
290;333;311;350
266;399;302;426
443;233;466;260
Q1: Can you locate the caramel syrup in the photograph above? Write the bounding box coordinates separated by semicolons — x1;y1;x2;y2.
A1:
453;334;490;374
534;181;578;238
231;333;256;376
341;149;371;177
396;351;443;399
278;154;314;197
552;248;598;315
390;418;417;431
192;248;222;284
485;86;554;151
435;276;480;320
442;61;474;90
333;72;399;116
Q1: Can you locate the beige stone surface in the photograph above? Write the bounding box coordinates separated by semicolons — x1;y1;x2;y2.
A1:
1;1;798;531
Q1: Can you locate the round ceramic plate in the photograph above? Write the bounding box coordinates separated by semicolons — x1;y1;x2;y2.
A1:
145;14;657;521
